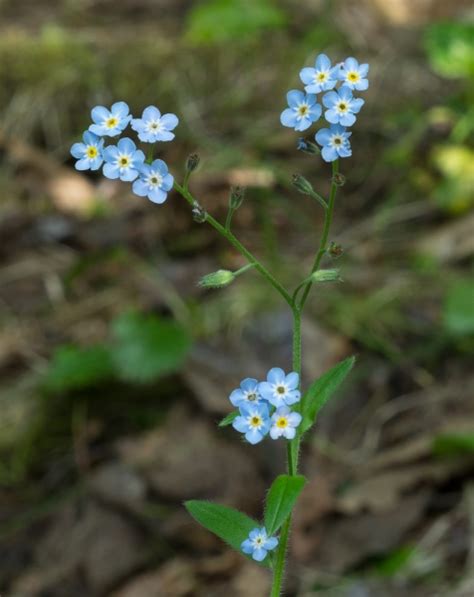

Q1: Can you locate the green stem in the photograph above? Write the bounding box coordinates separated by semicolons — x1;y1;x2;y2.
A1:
225;206;235;231
270;514;291;597
173;181;293;307
298;159;339;309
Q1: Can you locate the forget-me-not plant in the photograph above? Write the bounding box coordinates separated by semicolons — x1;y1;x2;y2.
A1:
70;49;368;596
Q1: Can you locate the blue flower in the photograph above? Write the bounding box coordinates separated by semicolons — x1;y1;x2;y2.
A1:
232;402;270;445
258;368;300;408
315;124;352;162
322;86;364;127
132;159;174;204
338;57;369;91
299;53;340;94
131;106;179;143
102;137;145;182
241;527;278;562
229;378;262;408
270;406;302;440
89;101;132;137
280;90;321;132
70;131;104;171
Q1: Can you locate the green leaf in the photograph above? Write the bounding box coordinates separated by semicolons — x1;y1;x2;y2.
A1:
300;356;355;434
218;411;238;427
111;311;191;383
185;500;260;555
186;0;287;45
432;433;474;457
264;475;306;535
443;280;474;336
43;345;114;393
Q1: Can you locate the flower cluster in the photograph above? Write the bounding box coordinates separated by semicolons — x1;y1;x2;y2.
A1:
229;368;302;445
70;102;178;203
280;54;369;162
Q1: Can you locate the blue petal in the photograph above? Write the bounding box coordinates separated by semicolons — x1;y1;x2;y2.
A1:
232;416;248;433
70;142;85;159
258;382;273;400
355;79;369;91
339;113;356;127
241;539;253;554
321;145;338;162
90;156;103;171
103;163;120;179
322;91;338;109
103;146;119;162
89;123;106;136
91;106;108;124
131;118;146;132
162;173;174;191
142;105;161;121
338;145;352;158
117;137;136;153
133;150;146;166
112;101;129;117
137;130;155;143
287;89;304;108
309;104;322;120
132;179;149;197
284;427;297;439
252;548;267;562
351;98;364;113
315;128;331;146
299;67;316;85
245;429;263;444
75;157;90;171
148;188;167;204
264;537;278;550
344;57;358;71
151;159;168;175
338;86;353;100
241;378;258;392
120;168;139;182
294;117;312;132
288;412;302;427
285;390;301;405
267;367;285;384
315;53;331;70
249;529;260;540
230;389;245;406
285;372;299;390
139;163;152;177
324;109;340;124
156;131;175;142
161;113;179;130
280;108;297;128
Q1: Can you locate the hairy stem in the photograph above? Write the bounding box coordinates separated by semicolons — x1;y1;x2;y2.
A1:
173;181;293;307
298;159;339;309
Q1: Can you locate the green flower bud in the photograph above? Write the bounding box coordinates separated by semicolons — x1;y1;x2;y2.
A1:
309;269;342;283
291;174;314;196
328;241;344;259
332;172;346;187
297;138;320;155
186;153;200;173
229;186;245;210
198;269;235;289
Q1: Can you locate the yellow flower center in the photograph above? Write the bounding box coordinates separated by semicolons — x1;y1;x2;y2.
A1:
251;416;262;427
106;116;118;128
298;105;309;116
347;71;359;82
338;102;347;112
317;72;327;82
276;417;288;429
119;156;130;167
276;386;286;395
333;136;342;145
86;146;98;159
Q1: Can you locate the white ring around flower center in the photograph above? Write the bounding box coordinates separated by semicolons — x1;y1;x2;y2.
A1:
330;135;344;147
117;154;132;168
314;70;328;82
276;416;288;429
273;383;288;397
247;414;263;429
337;101;348;113
297;103;309;117
147;120;164;133
147;172;163;187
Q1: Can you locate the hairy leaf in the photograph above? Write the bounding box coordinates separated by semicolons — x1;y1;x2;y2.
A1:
218;411;238;427
264;475;306;535
300;356;355;434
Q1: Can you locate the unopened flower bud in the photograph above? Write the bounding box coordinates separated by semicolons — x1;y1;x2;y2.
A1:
328;241;344;259
192;201;207;223
229;186;245;210
292;174;313;196
199;269;235;289
297;138;320;155
186;153;200;173
310;269;342;283
332;172;346;187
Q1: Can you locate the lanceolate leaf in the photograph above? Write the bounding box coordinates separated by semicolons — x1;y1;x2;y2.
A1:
300;356;355;434
264;475;306;535
218;411;238;427
185;500;258;553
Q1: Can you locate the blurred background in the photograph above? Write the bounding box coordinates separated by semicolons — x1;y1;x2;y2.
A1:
0;0;473;595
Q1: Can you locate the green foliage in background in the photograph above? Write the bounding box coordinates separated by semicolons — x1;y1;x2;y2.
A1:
443;279;474;337
44;311;191;393
424;22;474;79
186;0;287;45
